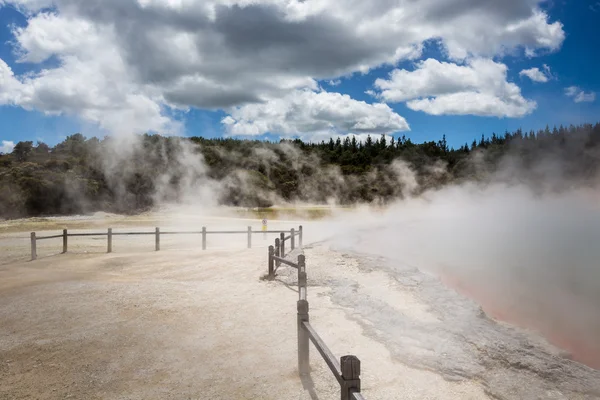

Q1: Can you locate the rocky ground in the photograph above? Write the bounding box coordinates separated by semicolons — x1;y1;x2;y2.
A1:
1;214;598;399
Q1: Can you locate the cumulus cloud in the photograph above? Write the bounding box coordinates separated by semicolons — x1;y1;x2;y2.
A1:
565;86;596;103
519;67;549;82
222;89;409;140
0;0;565;134
0;140;15;154
373;58;536;118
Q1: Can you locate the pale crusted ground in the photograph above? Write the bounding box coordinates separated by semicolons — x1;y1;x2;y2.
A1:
0;214;598;399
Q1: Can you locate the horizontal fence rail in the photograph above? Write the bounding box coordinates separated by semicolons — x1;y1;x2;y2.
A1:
302;321;343;382
35;234;64;240
29;225;302;261
266;234;366;400
272;256;299;269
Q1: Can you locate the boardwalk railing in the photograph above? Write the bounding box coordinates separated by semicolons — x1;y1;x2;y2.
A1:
267;232;366;400
29;226;301;261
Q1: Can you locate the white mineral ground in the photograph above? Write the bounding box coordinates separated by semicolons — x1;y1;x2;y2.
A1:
0;211;599;399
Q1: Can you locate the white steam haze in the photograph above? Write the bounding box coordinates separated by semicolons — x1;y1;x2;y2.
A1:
306;157;600;369
94;124;600;368
79;110;600;369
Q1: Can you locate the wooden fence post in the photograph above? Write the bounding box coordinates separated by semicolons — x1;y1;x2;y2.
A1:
280;232;285;258
62;229;68;253
297;254;309;375
298;298;310;376
340;355;361;400
275;238;280;268
202;226;206;250
155;227;160;251
247;226;252;249
299;225;303;248
291;228;295;250
107;228;113;253
268;245;274;278
298;254;306;282
30;232;37;261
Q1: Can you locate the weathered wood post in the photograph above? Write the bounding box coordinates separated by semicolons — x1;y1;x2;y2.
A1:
298;254;306;287
62;229;68;253
247;226;252;249
340;355;361;400
30;232;37;261
268;245;274;278
275;238;280;268
155;227;160;251
202;226;207;250
291;228;295;250
298;254;309;376
280;232;285;258
107;228;113;253
297;299;310;375
299;225;303;248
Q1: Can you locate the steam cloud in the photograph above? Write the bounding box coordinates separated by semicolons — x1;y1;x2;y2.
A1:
3;124;599;369
315;153;600;368
98;129;600;368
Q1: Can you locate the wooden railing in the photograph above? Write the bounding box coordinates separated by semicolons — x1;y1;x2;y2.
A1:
29;226;301;261
267;234;366;400
267;226;303;276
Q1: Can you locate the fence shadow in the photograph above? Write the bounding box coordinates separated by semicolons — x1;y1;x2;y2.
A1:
300;372;320;400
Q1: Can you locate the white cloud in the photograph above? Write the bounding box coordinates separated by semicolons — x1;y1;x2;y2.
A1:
0;140;15;154
222;89;409;140
519;67;549;83
406;92;535;118
0;49;180;135
0;0;565;134
565;86;596;103
373;58;536;118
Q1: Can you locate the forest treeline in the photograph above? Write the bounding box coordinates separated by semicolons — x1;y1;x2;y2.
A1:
1;122;599;218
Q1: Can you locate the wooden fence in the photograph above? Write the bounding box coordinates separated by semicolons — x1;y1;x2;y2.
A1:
267;235;366;400
29;225;302;261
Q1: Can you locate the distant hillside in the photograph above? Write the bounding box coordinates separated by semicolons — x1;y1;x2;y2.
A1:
1;123;599;218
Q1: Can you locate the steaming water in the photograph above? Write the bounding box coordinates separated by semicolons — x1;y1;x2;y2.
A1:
324;250;600;399
317;184;600;372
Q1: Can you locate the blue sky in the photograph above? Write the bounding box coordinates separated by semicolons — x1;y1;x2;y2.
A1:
0;0;599;152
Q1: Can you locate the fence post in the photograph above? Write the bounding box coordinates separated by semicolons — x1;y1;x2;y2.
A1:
155;227;160;251
298;255;306;283
290;228;296;251
297;298;310;376
297;254;309;375
280;232;285;258
107;228;113;253
340;355;361;400
268;245;274;278
248;226;252;249
299;225;303;248
30;232;37;261
202;226;206;250
62;229;68;253
275;238;280;268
